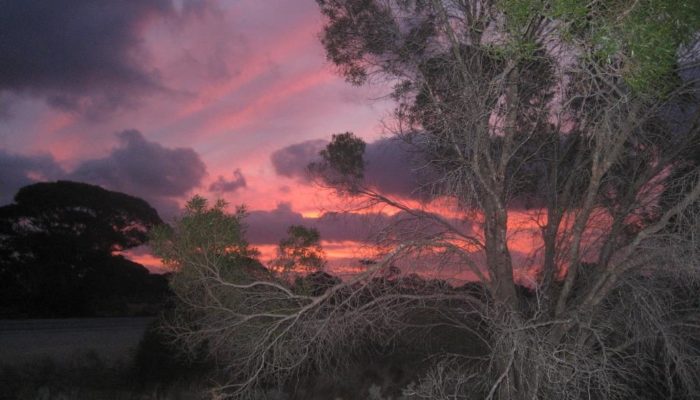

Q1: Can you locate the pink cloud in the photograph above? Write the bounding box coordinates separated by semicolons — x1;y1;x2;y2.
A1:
177;19;323;119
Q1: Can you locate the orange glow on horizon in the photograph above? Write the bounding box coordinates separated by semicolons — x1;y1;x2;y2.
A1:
120;203;614;287
117;250;167;274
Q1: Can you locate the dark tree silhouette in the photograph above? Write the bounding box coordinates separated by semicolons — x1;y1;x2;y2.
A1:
0;181;167;317
273;225;327;275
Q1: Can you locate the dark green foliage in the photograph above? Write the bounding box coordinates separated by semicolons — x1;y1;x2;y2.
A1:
0;181;167;318
151;195;258;270
498;0;700;93
320;132;366;179
309;131;367;195
275;225;326;275
318;0;403;85
131;320;213;387
150;196;264;289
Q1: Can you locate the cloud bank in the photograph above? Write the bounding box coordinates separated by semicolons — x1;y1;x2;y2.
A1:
246;202;473;246
0;151;63;204
0;0;211;117
69;130;206;198
1;130;207;217
209;169;247;193
271;137;432;199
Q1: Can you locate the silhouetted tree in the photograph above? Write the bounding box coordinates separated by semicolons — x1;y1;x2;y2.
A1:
273;225;327;276
0;181;166;317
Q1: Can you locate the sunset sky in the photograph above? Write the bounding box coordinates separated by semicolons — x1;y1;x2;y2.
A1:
0;0;563;285
0;0;431;271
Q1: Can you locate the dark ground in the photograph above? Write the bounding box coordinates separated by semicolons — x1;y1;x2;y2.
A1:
0;317;153;365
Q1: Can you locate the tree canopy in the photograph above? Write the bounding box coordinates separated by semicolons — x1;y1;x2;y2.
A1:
312;0;700;398
273;225;326;275
0;181;167;317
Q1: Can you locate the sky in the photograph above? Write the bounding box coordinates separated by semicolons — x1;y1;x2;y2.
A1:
0;0;418;272
3;0;671;284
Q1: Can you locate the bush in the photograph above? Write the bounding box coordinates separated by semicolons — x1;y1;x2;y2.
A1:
132;319;213;387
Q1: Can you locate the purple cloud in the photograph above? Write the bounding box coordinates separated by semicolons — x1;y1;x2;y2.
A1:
0;0;212;118
270;139;327;182
68;129;206;217
209;169;247;193
246;203;373;245
271;137;432;200
0;150;65;204
245;202;473;246
70;130;206;197
1;130;208;219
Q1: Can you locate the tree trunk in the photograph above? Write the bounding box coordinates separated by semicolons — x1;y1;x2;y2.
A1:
485;205;518;309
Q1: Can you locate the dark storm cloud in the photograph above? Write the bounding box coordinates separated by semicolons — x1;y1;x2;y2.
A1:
2;130;207;218
271;137;431;199
69;129;207;200
363;138;431;199
0;150;65;204
245;203;472;245
246;203;376;245
209;169;247;193
0;0;211;117
246;203;306;244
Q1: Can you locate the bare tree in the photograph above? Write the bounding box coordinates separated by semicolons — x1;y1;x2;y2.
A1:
315;1;700;398
153;1;700;398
